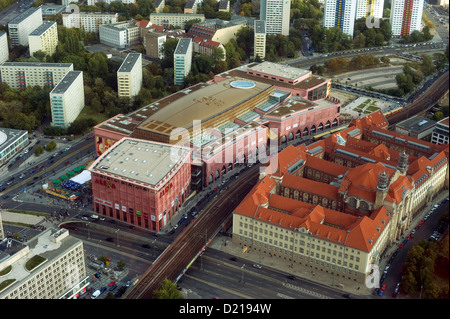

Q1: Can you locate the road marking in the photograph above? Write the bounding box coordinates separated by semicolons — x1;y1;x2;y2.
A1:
283;282;332;299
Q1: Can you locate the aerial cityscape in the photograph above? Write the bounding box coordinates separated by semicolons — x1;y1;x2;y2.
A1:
0;0;448;306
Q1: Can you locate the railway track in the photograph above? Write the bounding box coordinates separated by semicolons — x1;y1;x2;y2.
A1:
125;164;261;299
387;70;449;127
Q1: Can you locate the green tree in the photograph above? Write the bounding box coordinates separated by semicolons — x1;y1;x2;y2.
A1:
152;279;183;299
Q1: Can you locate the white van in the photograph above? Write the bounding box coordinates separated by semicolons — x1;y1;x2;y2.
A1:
91;290;101;299
91;214;99;219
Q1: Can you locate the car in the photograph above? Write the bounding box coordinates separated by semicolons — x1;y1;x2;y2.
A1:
142;244;151;249
381;284;386;291
399;243;404;248
109;284;117;291
100;286;107;293
252;264;262;269
343;293;354;299
173;224;178;230
109;280;116;287
126;281;131;287
229;257;237;262
287;275;296;280
81;216;88;221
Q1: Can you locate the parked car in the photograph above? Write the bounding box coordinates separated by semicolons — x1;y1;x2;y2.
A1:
252;264;262;269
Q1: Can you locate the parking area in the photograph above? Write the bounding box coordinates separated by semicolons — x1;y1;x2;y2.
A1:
81;255;131;299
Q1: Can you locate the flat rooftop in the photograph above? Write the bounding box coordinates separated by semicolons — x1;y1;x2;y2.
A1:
174;38;192;55
29;21;56;36
137;77;272;136
0;228;82;297
221;63;328;90
396;115;437;133
248;61;310;81
0;128;28;153
118;53;141;73
0;62;73;68
8;7;41;25
50;71;82;94
89;138;190;188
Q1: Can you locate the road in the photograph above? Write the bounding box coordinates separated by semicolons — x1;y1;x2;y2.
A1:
0;0;35;26
125;164;261;298
179;248;347;299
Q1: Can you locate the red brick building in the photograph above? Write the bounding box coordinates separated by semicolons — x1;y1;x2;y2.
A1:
89;138;191;232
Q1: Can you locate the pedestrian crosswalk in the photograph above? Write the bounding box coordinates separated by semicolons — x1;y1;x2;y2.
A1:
283;282;332;299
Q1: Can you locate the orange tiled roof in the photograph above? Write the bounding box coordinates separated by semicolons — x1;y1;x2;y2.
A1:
304;155;348;177
234;177;391;252
339;162;396;203
281;174;339;200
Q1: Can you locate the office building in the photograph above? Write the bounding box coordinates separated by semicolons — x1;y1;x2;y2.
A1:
0;32;8;64
355;0;384;20
28;21;58;57
0;228;89;299
259;0;290;36
50;71;85;129
233;110;449;285
432;117;449;145
390;0;424;36
117;53;143;99
145;32;166;59
395;115;437;140
99;20;140;48
323;0;357;36
173;38;193;86
8;7;43;47
254;20;266;60
0;62;73;89
62;12;118;33
0;128;29;167
89;138;191;232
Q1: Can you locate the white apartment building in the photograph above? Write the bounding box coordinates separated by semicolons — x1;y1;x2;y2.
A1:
432;117;449;145
62;12;118;33
254;20;266;60
174;38;193;85
87;0;136;4
0;128;28;168
0;32;9;64
0;62;73;89
323;0;357;37
8;7;43;47
99;21;140;48
390;0;424;36
259;0;290;36
0;228;89;299
355;0;384;20
117;53;143;98
28;21;58;57
149;13;205;29
50;71;85;129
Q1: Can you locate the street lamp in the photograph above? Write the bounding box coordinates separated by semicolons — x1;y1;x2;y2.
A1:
241;264;245;283
115;229;120;247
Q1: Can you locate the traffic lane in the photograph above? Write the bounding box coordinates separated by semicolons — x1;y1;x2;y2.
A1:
189;248;346;299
